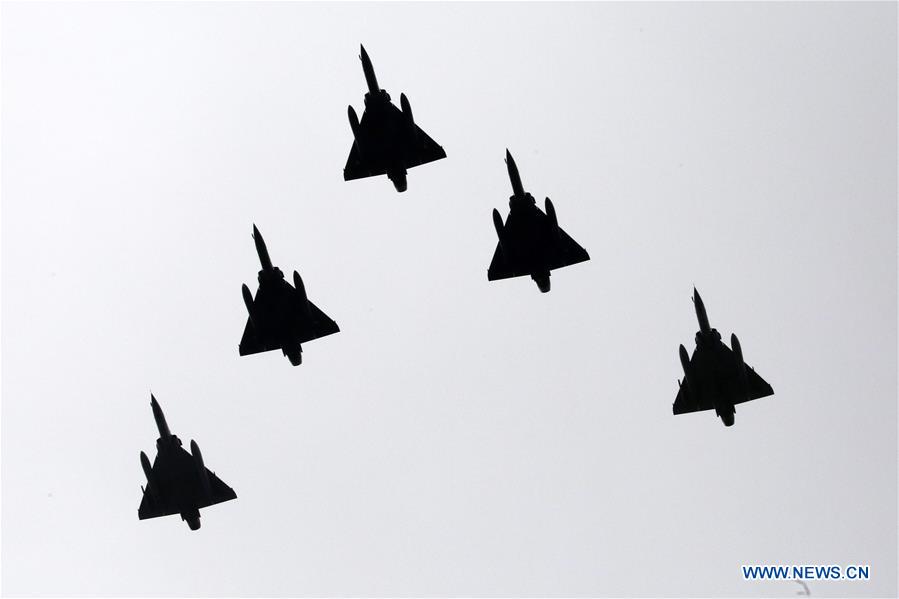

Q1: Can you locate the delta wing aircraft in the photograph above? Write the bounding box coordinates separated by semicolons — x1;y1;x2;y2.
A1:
138;395;236;530
673;289;774;426
239;225;339;366
488;150;590;292
344;45;446;192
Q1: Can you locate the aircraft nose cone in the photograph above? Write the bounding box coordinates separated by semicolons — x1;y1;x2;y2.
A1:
360;45;373;69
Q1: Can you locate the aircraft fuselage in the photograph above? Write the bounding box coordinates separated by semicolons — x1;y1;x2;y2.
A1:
690;332;738;426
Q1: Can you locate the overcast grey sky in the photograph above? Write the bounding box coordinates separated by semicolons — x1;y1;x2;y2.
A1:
2;2;896;597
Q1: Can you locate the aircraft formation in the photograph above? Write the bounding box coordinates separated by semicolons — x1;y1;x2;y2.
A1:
138;45;775;530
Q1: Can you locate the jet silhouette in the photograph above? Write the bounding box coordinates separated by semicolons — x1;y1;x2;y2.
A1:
344;45;446;192
487;150;590;292
239;225;339;366
673;288;774;426
137;395;236;530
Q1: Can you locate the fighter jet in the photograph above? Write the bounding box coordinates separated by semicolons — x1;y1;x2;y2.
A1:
344;45;446;192
239;225;339;366
137;395;236;530
487;150;590;292
673;288;774;426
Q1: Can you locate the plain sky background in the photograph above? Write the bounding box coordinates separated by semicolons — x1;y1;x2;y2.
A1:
2;2;896;597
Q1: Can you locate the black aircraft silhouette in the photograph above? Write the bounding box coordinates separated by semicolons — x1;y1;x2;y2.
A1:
487;150;590;292
138;395;236;530
239;225;339;366
344;45;446;192
673;288;774;426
